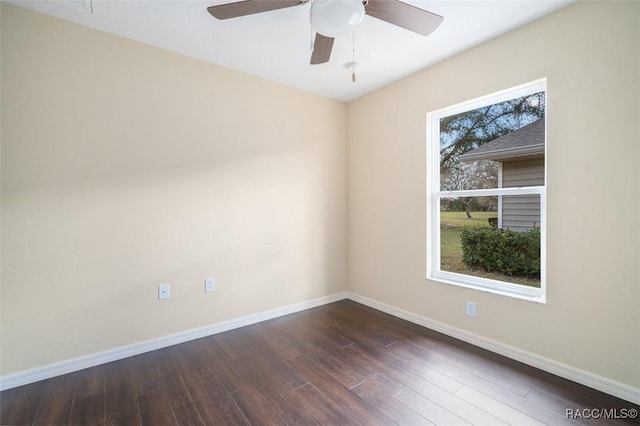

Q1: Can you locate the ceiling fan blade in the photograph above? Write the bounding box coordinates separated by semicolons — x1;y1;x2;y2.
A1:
207;0;302;20
310;33;335;65
365;0;443;36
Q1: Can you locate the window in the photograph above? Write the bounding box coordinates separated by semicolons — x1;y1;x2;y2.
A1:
427;79;546;302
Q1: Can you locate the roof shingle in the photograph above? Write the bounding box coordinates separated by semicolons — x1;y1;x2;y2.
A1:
458;117;545;162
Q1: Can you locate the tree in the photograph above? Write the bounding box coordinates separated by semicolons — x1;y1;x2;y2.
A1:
439;92;545;218
440;92;545;168
441;160;498;218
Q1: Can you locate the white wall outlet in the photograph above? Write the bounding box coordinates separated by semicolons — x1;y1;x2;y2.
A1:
158;283;170;300
205;277;215;293
466;301;477;318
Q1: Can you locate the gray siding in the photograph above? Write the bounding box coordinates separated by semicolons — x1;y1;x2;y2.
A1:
501;159;544;232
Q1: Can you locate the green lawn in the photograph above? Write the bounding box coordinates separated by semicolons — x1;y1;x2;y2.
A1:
440;211;495;228
440;211;540;287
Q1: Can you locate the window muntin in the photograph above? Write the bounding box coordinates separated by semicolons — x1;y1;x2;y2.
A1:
427;80;546;302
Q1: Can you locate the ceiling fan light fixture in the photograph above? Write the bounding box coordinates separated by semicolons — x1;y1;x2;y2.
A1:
310;0;365;38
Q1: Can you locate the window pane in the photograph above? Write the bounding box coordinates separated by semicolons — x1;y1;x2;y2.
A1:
440;195;541;288
440;159;500;191
439;92;545;191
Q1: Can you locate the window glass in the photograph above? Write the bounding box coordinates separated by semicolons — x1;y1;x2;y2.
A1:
427;80;546;302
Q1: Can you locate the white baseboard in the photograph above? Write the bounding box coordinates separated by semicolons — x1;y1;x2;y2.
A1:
3;290;638;406
0;292;347;391
346;292;640;405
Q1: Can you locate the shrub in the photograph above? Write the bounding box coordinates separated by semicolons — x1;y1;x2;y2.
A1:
460;227;540;278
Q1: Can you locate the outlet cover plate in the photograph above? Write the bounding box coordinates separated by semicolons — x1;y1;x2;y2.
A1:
466;301;476;318
158;283;170;300
205;277;215;293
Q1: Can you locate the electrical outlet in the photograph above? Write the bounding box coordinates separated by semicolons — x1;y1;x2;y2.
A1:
158;283;170;300
466;301;476;318
205;277;215;293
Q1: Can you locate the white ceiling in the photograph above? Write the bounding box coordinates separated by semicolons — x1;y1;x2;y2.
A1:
9;0;576;102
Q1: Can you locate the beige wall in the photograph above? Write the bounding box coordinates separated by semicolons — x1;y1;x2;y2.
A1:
0;4;347;374
347;1;639;388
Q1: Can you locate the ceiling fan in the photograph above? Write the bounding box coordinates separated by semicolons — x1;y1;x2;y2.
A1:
207;0;443;65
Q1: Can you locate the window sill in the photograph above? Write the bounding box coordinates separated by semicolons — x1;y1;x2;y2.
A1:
427;271;546;304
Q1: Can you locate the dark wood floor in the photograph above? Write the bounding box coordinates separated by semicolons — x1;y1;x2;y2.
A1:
1;300;638;425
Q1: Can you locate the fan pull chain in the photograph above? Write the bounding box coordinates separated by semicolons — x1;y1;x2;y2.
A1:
310;27;314;52
351;32;356;82
309;0;316;52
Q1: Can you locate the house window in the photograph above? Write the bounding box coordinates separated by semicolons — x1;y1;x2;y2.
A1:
427;79;546;302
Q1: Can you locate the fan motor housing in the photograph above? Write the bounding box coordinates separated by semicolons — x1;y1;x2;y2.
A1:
310;0;365;38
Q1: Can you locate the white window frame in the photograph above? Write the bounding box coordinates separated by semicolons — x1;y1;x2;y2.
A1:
426;79;547;303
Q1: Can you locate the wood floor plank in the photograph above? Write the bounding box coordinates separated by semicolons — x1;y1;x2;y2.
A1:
333;301;537;398
2;300;637;426
394;370;509;426
306;347;368;389
352;379;434;425
105;360;141;426
211;352;257;393
190;372;251;425
123;352;166;396
169;400;207;426
368;342;465;393
392;343;576;425
323;301;411;346
39;373;74;401
0;381;45;425
290;382;353;425
250;383;316;425
213;326;258;360
67;365;106;400
169;339;219;379
389;328;533;398
260;317;370;390
288;310;357;349
341;346;408;396
248;348;309;392
69;392;105;426
223;349;311;425
33;393;73;426
381;336;536;403
429;341;533;396
267;313;350;355
159;356;209;426
197;395;251;426
251;321;304;361
137;388;177;426
287;355;395;425
455;385;546;426
395;387;472;426
231;385;285;426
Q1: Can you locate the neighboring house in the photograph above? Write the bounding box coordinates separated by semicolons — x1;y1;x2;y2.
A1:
459;118;545;232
